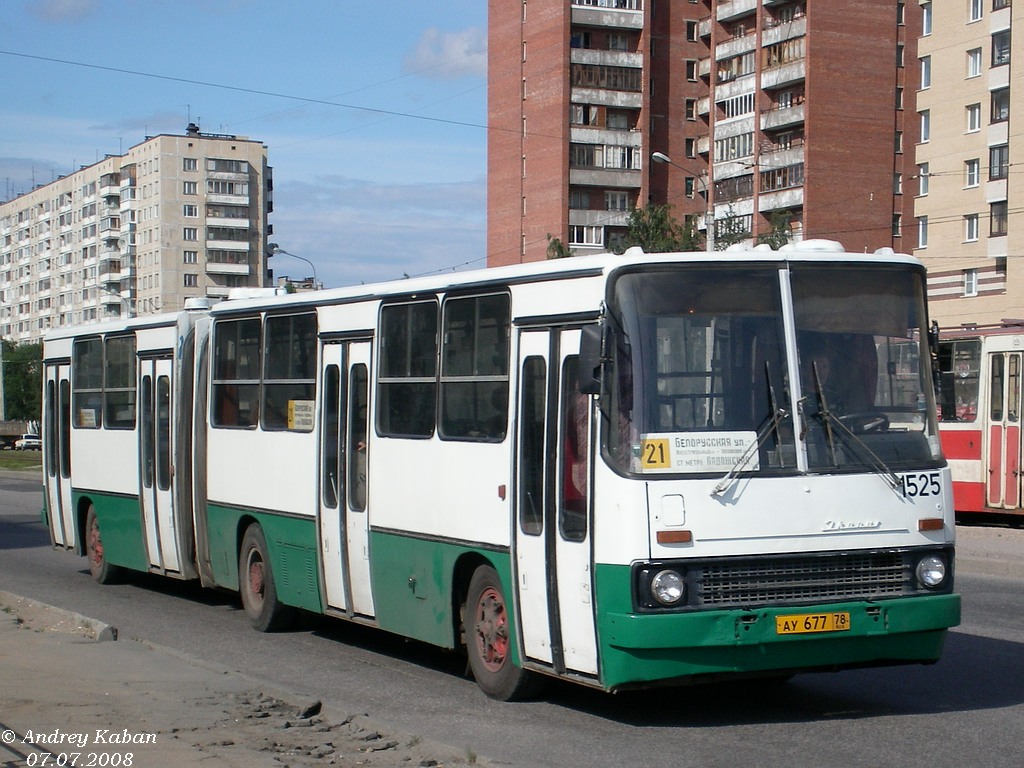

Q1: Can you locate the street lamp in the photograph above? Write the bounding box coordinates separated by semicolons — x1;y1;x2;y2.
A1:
267;242;320;290
651;152;715;252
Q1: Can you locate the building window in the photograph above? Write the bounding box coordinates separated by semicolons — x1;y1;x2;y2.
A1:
918;216;929;249
895;131;904;153
183;227;198;241
993;0;1010;9
969;0;983;22
686;59;698;81
685;98;698;120
991;88;1010;123
967;48;982;77
922;1;932;35
920;111;930;142
685;138;697;158
895;87;904;110
570;225;603;246
918;163;930;195
920;56;931;88
992;30;1011;66
990;144;1009;180
963;270;978;297
183;158;198;172
966;103;982;132
183;181;197;195
965;158;981;187
569;189;590;209
183;204;199;218
892;214;902;237
965;214;980;242
184;274;198;287
991;201;1008;236
894;173;903;194
605;191;629;211
184;250;198;264
609;33;629;51
896;44;905;67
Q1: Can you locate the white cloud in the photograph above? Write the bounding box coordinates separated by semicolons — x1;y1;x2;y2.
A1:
26;0;99;22
403;27;487;80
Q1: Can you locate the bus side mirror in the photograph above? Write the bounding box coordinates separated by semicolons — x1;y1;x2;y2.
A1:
579;324;605;395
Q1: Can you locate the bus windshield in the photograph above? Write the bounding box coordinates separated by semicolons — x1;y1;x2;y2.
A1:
605;264;942;476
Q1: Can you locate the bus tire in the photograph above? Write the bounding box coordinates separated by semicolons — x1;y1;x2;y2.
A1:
465;565;542;701
85;505;122;584
238;523;294;632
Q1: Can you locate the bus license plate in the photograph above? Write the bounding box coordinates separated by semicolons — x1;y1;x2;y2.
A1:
775;612;851;635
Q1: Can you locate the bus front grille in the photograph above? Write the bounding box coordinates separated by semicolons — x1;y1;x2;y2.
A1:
693;551;911;608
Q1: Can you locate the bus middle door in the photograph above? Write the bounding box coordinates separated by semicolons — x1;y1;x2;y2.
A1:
986;351;1023;509
514;327;598;679
139;356;179;573
318;339;375;618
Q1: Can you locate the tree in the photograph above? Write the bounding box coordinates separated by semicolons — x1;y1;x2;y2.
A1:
757;209;793;250
616;204;703;253
713;205;752;250
546;234;574;259
1;341;42;421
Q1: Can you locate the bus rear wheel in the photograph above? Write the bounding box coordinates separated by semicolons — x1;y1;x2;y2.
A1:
465;565;542;701
85;505;121;584
239;523;294;632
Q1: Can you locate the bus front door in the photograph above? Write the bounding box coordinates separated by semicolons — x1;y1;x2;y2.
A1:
514;328;598;679
986;351;1023;509
44;363;75;549
318;340;374;618
139;356;180;573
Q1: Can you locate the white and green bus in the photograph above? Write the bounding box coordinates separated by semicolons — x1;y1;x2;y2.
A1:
41;240;961;699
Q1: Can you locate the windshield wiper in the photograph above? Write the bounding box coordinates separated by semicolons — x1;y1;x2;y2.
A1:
806;363;904;495
711;363;787;497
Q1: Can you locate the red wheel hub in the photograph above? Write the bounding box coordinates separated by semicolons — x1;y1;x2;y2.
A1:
474;586;509;672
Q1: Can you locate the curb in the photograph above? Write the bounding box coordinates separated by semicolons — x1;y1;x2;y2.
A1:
0;589;118;641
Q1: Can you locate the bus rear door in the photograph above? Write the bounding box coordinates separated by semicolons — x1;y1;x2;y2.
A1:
514;327;598;678
986;350;1023;509
44;362;75;549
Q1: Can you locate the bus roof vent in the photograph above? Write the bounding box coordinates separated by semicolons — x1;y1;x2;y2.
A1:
183;298;213;311
226;287;289;301
780;239;845;253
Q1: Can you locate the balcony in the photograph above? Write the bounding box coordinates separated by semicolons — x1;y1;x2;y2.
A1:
761;60;806;89
569;208;631;229
571;0;643;30
570;87;643;110
717;0;758;23
206;262;251;276
570;49;643;69
758;187;804;212
762;17;806;46
569;168;642;189
761;104;805;131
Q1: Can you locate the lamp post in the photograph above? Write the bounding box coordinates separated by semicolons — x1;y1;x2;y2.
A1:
267;242;320;290
651;152;714;252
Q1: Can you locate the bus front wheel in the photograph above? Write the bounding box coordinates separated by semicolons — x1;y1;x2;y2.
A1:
85;505;121;584
238;524;294;632
465;565;542;701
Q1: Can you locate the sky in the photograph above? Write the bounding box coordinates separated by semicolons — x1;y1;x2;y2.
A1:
1;0;489;289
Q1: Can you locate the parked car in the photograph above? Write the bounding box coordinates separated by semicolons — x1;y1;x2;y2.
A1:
14;434;41;450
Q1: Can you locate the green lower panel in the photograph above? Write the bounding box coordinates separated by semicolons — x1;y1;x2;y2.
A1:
594;563;961;691
370;530;514;654
205;505;321;613
73;491;148;572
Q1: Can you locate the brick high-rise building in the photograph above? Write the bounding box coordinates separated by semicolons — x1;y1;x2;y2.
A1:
0;125;272;343
488;0;920;265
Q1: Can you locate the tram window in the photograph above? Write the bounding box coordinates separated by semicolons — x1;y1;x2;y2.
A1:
440;293;510;441
937;339;980;422
212;317;261;428
263;313;317;431
378;301;438;438
104;335;137;429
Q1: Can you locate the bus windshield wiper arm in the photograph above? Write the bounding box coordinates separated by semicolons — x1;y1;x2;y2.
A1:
808;366;903;495
712;362;788;497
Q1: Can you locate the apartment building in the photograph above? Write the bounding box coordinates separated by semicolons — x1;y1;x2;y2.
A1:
915;0;1020;329
0;125;272;343
488;0;920;265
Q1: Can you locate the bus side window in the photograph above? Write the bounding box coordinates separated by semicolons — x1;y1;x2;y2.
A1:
519;356;546;536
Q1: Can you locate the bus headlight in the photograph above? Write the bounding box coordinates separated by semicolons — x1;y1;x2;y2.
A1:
651;569;686;605
915;555;947;589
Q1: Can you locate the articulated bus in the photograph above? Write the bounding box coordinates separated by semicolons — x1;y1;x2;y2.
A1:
938;324;1024;517
41;240;960;699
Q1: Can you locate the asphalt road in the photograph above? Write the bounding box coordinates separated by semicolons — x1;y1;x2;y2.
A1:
2;470;1022;768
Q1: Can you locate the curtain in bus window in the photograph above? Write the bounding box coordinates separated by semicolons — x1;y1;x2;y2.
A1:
263;313;317;431
560;357;588;542
378;301;438;438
